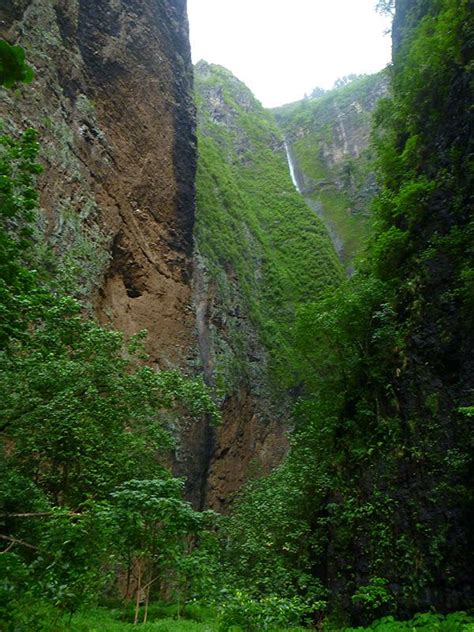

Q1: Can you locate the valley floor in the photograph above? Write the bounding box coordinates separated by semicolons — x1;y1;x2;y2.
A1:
56;606;304;631
53;606;474;632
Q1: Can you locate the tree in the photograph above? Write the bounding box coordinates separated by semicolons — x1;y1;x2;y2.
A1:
333;74;362;89
0;42;221;627
0;126;44;347
0;39;34;87
310;86;326;99
375;0;395;16
112;478;215;624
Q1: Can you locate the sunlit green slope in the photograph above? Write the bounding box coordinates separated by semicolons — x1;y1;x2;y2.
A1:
194;61;343;393
274;73;388;267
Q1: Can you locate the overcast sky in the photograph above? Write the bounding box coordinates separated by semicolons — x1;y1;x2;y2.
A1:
187;0;392;108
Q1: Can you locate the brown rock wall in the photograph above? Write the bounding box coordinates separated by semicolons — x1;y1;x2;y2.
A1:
206;387;289;512
0;0;196;368
0;0;215;506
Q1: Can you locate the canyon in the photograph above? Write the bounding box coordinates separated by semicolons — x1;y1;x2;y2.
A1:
0;0;378;510
1;0;473;623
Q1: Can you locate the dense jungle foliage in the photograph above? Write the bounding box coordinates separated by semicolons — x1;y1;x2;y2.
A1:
0;39;220;630
194;61;343;395
1;0;473;629
217;0;474;625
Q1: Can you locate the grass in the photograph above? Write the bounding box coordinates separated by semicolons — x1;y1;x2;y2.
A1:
63;604;307;631
66;607;217;631
57;607;474;631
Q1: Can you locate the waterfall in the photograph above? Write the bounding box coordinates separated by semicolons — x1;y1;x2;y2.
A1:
284;142;301;192
284;140;347;269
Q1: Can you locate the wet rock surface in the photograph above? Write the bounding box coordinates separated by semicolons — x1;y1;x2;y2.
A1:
0;0;211;506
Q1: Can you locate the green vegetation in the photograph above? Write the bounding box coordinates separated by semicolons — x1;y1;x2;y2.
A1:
27;603;308;631
274;73;388;265
195;62;343;393
7;606;473;631
218;0;474;624
0;39;34;88
0;43;219;631
2;0;473;626
345;612;474;631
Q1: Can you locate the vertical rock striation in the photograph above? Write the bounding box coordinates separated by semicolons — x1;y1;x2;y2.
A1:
0;0;196;368
0;0;213;505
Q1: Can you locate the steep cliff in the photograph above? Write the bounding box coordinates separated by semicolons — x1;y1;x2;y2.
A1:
221;0;474;621
0;0;196;366
194;61;343;509
0;4;346;510
0;0;212;503
274;73;389;268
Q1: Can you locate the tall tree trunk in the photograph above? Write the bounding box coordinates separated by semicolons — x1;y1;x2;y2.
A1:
133;558;142;625
143;568;152;625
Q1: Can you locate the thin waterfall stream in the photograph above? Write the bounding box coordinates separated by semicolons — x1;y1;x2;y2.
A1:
284;141;301;192
284;141;346;267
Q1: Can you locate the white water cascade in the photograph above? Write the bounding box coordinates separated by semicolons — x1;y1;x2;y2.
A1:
284;140;347;267
284;141;301;192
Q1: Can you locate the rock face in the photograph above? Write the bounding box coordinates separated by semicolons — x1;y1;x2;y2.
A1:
379;0;474;611
194;61;343;510
316;0;474;616
0;0;196;367
0;4;343;511
0;0;211;505
274;73;389;268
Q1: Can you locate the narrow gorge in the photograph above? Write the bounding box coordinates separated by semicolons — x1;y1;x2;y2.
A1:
1;0;473;629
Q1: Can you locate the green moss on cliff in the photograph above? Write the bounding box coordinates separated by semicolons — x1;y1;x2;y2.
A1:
274;73;388;265
220;0;474;621
195;62;343;393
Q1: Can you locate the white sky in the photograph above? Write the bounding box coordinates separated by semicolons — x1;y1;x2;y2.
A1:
187;0;392;108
